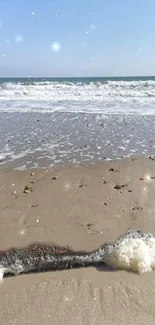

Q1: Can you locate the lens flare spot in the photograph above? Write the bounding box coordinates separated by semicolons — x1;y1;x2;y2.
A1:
15;35;23;43
51;42;61;52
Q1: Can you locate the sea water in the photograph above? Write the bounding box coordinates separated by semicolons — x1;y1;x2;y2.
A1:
1;76;155;169
0;76;155;114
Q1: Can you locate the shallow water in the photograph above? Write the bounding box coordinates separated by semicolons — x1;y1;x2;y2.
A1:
0;112;155;169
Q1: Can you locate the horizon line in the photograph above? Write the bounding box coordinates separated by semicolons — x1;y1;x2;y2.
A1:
0;75;155;79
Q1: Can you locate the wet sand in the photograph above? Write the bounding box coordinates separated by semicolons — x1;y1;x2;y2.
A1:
0;112;155;169
1;156;155;324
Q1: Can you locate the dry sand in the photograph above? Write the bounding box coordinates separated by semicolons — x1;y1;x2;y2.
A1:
0;156;155;324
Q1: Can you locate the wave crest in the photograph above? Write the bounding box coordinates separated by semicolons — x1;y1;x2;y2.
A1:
0;79;155;114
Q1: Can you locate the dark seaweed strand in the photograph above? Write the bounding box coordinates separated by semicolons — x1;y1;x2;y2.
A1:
0;243;100;276
0;230;152;277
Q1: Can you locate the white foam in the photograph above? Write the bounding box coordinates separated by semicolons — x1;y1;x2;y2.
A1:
106;236;155;273
1;79;155;114
0;269;5;282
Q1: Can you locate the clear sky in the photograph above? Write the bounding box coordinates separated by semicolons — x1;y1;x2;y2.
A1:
0;0;155;77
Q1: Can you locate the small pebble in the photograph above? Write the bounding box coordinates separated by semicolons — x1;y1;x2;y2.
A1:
139;176;145;180
87;223;94;229
109;168;120;172
23;186;32;194
149;156;154;161
52;176;58;180
114;185;122;190
132;206;143;211
30;172;37;176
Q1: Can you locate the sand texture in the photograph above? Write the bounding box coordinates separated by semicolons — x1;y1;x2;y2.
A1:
0;156;155;324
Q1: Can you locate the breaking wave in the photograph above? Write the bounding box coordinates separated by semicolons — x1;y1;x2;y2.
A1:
0;78;155;114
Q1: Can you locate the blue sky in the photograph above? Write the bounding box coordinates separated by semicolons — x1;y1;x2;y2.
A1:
0;0;155;77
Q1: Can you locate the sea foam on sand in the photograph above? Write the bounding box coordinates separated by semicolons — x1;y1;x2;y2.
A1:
105;235;155;274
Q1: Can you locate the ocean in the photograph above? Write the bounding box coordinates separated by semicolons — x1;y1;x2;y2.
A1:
0;76;155;114
0;76;155;169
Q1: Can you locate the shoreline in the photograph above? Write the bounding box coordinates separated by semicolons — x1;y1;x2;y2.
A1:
0;112;155;170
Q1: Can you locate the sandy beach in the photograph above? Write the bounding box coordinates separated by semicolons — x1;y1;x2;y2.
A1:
0;155;155;324
1;1;155;321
